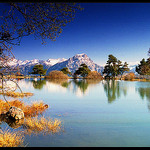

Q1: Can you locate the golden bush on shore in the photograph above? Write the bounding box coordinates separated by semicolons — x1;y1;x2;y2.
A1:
0;115;62;147
0;92;33;98
0;99;62;147
0;99;48;117
0;129;24;147
45;70;69;79
124;72;135;81
23;101;49;117
23;116;62;135
85;71;103;79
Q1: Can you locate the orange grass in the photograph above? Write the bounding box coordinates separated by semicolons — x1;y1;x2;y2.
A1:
0;91;33;98
23;101;49;117
0;99;62;147
0;99;48;117
0;129;24;147
23;116;62;135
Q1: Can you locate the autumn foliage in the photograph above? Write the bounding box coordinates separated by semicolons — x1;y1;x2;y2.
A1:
0;92;33;98
0;99;48;117
124;72;135;80
46;70;69;79
85;71;103;79
0;129;24;147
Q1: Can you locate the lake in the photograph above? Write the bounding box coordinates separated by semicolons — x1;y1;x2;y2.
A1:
1;78;150;147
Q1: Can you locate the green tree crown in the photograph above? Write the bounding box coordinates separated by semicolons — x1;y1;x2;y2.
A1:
74;63;91;77
30;64;47;77
103;54;129;78
61;67;71;75
136;58;150;75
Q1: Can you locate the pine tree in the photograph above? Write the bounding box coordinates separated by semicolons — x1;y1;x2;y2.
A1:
74;63;91;78
103;54;129;79
119;62;129;78
136;58;147;75
30;64;47;77
103;55;118;79
61;67;71;75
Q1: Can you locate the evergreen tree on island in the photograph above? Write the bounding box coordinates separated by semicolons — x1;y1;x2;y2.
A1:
74;63;91;78
30;64;47;77
103;54;129;79
136;58;150;76
61;67;71;75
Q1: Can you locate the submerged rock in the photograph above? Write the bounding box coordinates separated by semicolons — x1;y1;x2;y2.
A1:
6;106;24;120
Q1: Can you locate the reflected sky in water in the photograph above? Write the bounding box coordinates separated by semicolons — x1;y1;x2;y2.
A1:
15;79;150;116
1;79;150;147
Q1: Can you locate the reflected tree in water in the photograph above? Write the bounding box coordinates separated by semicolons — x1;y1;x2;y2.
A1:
32;79;46;90
103;80;128;103
73;79;88;94
136;82;150;101
61;81;71;88
138;88;150;100
46;79;101;95
137;85;150;111
46;79;70;88
73;79;101;94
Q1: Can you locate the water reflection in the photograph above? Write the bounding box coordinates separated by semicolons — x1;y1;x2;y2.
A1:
102;80;128;103
19;79;150;104
73;79;101;94
30;79;102;97
138;87;150;100
32;79;46;90
0;114;24;129
19;79;131;100
46;79;71;88
73;79;88;94
136;82;150;111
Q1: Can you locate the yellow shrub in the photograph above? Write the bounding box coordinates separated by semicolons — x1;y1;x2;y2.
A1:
46;70;69;79
85;71;103;79
0;129;24;147
0;99;48;117
0;92;33;98
124;72;135;81
24;116;62;135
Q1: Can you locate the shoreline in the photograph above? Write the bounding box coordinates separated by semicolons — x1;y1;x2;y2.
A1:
2;75;150;82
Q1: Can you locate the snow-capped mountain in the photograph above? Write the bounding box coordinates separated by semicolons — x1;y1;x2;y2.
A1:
7;53;138;75
7;57;67;75
7;53;103;75
46;53;103;74
128;65;137;73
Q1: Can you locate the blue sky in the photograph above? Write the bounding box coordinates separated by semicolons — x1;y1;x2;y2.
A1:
7;3;150;66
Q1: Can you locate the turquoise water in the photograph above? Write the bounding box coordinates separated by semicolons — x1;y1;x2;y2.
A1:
1;79;150;147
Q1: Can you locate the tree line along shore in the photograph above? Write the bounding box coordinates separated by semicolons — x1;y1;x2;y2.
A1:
3;54;150;81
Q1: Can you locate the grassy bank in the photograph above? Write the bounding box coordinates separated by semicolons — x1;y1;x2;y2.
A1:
0;99;62;147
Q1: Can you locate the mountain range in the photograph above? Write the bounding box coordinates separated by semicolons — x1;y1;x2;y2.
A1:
7;53;137;75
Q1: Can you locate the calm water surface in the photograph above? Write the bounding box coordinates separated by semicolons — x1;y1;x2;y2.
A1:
1;79;150;147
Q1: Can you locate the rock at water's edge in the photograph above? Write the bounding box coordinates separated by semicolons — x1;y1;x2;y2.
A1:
6;106;24;120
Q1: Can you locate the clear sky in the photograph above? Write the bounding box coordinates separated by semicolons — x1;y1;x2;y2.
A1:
7;3;150;66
